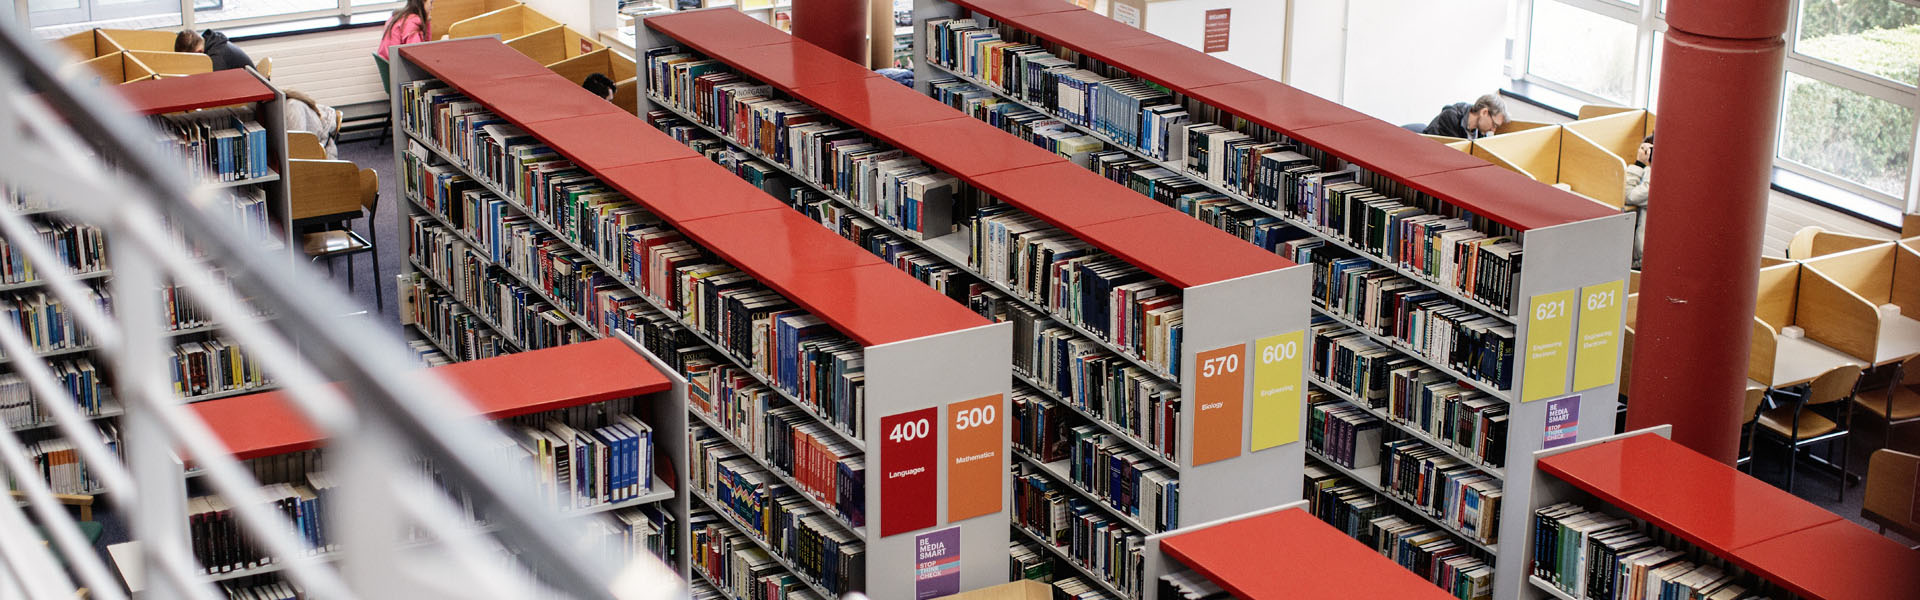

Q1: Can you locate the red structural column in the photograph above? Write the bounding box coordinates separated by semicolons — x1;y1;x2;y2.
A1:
1626;0;1790;463
793;0;871;66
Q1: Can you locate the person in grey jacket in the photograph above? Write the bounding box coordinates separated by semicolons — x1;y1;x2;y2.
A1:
1624;134;1653;267
175;29;253;72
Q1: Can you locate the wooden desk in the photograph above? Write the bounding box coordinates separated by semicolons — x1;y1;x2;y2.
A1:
1761;335;1870;389
1870;314;1920;366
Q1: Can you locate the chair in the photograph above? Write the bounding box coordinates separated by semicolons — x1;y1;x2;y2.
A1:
289;132;383;310
1786;225;1825;259
1737;386;1767;471
375;55;392;146
1756;364;1861;499
1856;353;1920;449
1863;449;1920;546
254;56;273;79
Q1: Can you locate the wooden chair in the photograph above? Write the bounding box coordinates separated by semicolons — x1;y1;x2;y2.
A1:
1756;363;1862;499
1738;386;1767;472
1787;226;1825;259
1856;353;1920;449
255;56;273;80
289;132;382;309
1863;449;1920;545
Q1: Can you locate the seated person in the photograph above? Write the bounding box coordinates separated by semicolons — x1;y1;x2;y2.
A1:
1409;94;1508;140
175;29;253;72
582;73;616;100
1625;134;1653;267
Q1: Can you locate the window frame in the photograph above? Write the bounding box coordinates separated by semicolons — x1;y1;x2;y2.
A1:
13;0;403;41
1517;0;1920;218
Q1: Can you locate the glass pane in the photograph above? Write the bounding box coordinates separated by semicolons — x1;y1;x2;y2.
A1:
197;0;338;26
1779;72;1916;199
1648;31;1663;108
29;0;83;13
1528;0;1638;103
1795;0;1920;86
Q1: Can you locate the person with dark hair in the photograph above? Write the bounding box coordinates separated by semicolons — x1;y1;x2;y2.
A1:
1410;94;1509;140
875;67;913;88
582;73;616;100
1625;134;1654;267
376;0;432;61
175;29;253;72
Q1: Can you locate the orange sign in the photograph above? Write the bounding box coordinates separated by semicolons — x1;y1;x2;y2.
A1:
1192;344;1246;466
947;394;1003;522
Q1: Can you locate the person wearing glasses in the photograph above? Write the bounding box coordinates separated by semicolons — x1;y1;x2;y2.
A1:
1410;94;1509;140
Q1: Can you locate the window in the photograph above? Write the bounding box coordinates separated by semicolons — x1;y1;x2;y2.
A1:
22;0;400;39
196;0;342;27
1522;0;1920;215
1527;0;1639;103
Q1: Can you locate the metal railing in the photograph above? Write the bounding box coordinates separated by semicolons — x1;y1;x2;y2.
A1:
0;17;682;600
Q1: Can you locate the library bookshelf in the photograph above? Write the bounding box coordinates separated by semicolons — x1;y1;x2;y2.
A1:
1528;428;1920;600
108;339;689;592
906;2;1635;599
0;67;292;500
636;9;1313;599
1138;502;1457;600
389;37;1013;598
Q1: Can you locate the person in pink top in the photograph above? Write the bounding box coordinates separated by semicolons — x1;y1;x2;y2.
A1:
375;0;432;61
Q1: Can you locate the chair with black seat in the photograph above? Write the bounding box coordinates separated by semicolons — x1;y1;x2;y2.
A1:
1756;364;1861;500
1855;353;1920;449
289;131;382;310
1737;386;1767;472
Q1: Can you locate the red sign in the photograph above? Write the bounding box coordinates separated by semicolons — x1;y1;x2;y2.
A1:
1192;344;1246;466
881;407;939;537
1203;9;1231;53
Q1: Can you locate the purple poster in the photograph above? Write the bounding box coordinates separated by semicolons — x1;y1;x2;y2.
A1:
1544;395;1581;449
914;526;962;599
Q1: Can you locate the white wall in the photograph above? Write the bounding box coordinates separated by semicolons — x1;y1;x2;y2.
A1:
522;0;616;36
1338;0;1506;127
1132;0;1286;82
1283;0;1346;103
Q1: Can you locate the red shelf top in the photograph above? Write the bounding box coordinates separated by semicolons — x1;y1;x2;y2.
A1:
646;10;1297;288
1540;434;1920;600
191;339;673;462
116;69;275;115
943;0;1618;231
1159;508;1457;600
399;39;990;346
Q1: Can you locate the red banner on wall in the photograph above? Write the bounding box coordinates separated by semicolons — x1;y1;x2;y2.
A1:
1203;9;1231;53
881;407;939;537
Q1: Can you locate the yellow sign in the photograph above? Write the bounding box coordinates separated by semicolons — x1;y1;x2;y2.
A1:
1523;289;1577;402
1573;280;1627;391
1250;330;1305;451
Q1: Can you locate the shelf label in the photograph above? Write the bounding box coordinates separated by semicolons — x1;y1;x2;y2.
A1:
880;407;939;537
1544;395;1581;449
1193;343;1247;466
1523;289;1577;402
1573;280;1627;392
914;526;962;599
946;395;1002;523
1251;331;1305;451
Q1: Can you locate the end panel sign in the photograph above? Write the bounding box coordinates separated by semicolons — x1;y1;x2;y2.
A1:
880;407;938;537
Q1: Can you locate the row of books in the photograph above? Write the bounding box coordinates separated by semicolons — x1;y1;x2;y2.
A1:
689;441;864;596
0;218;106;286
405;338;453;367
924;17;1526;316
188;472;335;573
1157;570;1227;600
1304;465;1494;600
1532;503;1761;600
1311;324;1509;470
404;222;589;351
0;285;109;356
1012;464;1145;598
209;187;275;249
639;53;962;241
1306;396;1501;546
1307;392;1385;470
579;501;679;568
8;423;118;495
218;580;299;600
690;506;825;600
170;337;270;400
399;278;515;362
929;80;1106;168
971;204;1185;377
153;107;274;183
1064;425;1179;533
985;290;1180;461
1010;541;1123;600
690;407;864;529
400;84;870;439
163;269;270;333
0;357;110;429
1304;247;1515;390
492;402;656;511
1012;386;1071;462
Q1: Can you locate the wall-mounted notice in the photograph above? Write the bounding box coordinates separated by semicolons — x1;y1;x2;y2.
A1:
1250;331;1305;451
1203;9;1231;52
913;526;961;599
947;395;1002;522
1193;344;1247;466
881;407;939;537
1112;1;1142;28
1524;289;1577;402
1573;280;1626;391
1544;395;1581;449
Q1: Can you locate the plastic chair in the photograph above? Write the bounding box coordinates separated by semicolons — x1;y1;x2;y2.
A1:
1855;353;1920;449
1756;364;1861;500
375;54;392;146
